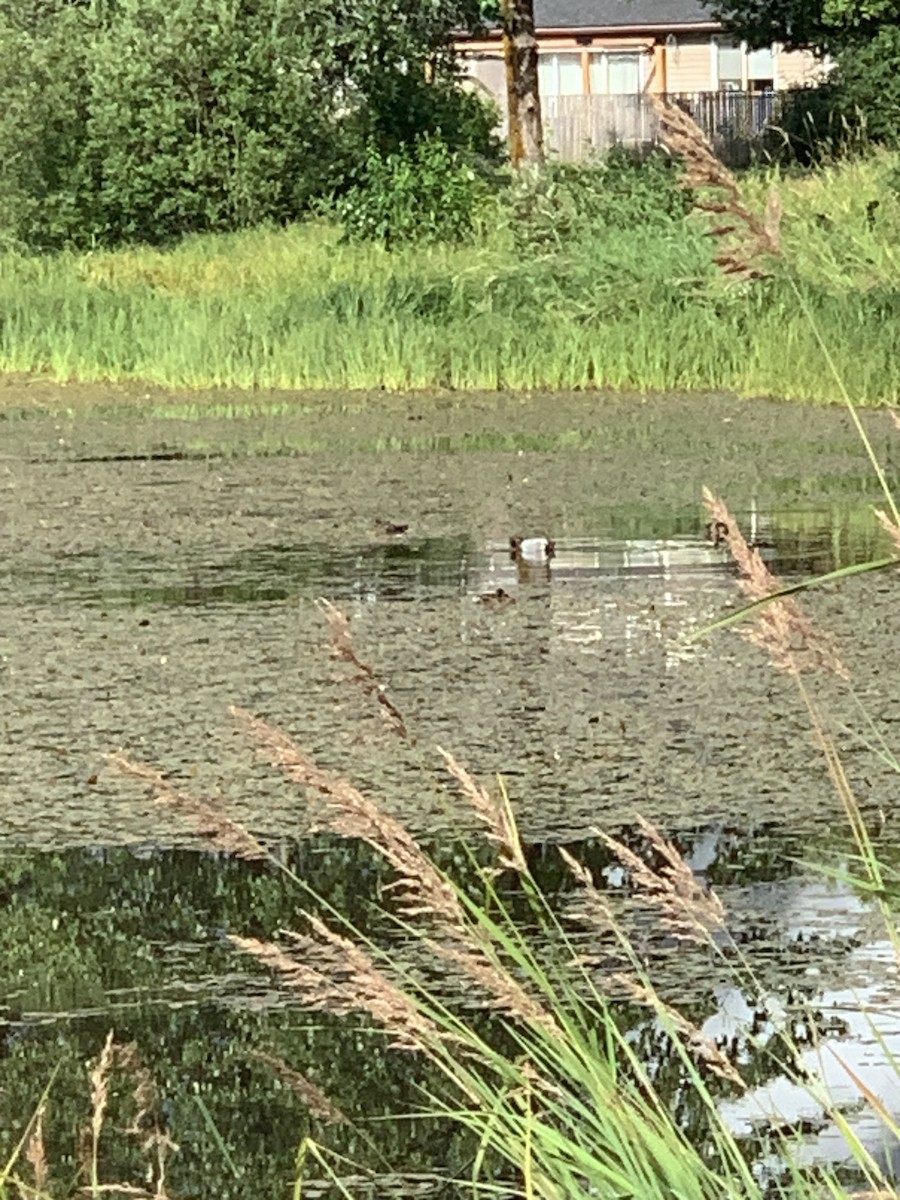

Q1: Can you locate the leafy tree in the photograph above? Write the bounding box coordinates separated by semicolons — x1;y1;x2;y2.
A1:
0;0;497;248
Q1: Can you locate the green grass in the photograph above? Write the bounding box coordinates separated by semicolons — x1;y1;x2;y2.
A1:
1;151;899;402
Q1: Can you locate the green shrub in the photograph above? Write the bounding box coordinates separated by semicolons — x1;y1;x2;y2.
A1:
500;147;691;249
835;25;900;148
770;31;900;165
335;136;492;246
0;0;496;250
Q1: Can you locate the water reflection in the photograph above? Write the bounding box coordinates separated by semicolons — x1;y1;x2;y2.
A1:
1;832;898;1193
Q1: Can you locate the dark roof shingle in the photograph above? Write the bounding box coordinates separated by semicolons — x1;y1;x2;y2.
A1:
533;0;719;29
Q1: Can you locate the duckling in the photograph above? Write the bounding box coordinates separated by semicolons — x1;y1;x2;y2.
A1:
477;587;516;606
705;520;729;548
509;536;555;563
373;518;409;537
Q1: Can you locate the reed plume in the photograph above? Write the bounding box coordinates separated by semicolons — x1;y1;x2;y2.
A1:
653;95;781;281
25;1107;48;1194
251;1051;346;1124
439;747;528;874
558;845;616;936
231;917;445;1053
318;598;409;739
86;1030;116;1194
616;976;746;1090
703;488;848;678
107;753;268;862
602;817;727;945
232;706;463;925
232;707;561;1033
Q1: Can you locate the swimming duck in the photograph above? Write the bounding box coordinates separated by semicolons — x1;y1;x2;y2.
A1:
509;536;555;563
477;587;516;606
373;518;409;537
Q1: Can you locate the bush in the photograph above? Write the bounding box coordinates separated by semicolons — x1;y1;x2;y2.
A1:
835;25;900;148
500;147;691;249
770;32;900;165
0;0;497;250
0;5;96;250
334;135;492;246
769;82;873;164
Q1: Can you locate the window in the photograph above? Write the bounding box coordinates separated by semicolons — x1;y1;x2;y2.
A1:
713;37;776;91
588;51;642;95
747;46;774;91
714;37;743;90
538;52;584;97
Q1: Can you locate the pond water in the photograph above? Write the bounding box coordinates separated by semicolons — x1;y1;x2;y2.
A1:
1;387;899;1195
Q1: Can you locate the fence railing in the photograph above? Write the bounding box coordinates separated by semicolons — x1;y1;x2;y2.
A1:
542;90;781;164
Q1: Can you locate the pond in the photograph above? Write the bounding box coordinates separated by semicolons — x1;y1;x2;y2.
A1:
1;386;899;1196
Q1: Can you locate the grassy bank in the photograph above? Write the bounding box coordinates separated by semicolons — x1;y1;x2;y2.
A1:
1;151;898;402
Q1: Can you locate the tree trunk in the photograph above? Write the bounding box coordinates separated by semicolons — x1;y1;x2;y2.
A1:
500;0;544;169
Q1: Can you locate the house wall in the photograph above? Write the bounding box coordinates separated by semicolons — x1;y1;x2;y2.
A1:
777;47;828;88
663;37;715;92
460;33;826;102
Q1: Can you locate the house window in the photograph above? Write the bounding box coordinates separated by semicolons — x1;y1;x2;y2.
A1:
747;46;774;91
588;51;642;95
712;37;776;91
714;37;744;90
538;52;584;97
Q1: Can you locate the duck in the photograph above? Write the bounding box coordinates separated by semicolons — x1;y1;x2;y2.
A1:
477;587;516;606
373;518;409;537
509;536;556;563
705;520;729;548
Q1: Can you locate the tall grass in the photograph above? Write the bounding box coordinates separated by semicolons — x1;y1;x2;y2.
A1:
0;151;899;402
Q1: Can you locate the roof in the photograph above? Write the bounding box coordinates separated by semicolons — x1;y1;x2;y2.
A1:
532;0;719;30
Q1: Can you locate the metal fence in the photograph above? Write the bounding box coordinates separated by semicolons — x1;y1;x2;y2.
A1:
543;90;781;164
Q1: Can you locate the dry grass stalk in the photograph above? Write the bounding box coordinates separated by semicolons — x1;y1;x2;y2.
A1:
558;846;616;935
652;95;781;281
232;707;560;1032
251;1050;346;1124
232;706;462;924
875;508;900;555
704;488;848;679
81;1033;176;1200
88;1030;116;1185
25;1107;49;1193
116;1042;177;1199
616;976;746;1090
438;748;527;874
603;817;727;945
76;1188;162;1197
318;598;409;739
107;753;267;862
231;918;445;1053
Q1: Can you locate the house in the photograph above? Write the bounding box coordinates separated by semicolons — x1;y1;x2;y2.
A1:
457;1;826;158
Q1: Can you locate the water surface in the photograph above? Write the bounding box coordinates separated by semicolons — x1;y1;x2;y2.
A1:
1;387;899;1194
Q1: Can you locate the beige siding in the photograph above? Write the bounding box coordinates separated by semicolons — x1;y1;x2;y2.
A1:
665;38;713;93
777;47;829;88
463;53;506;108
